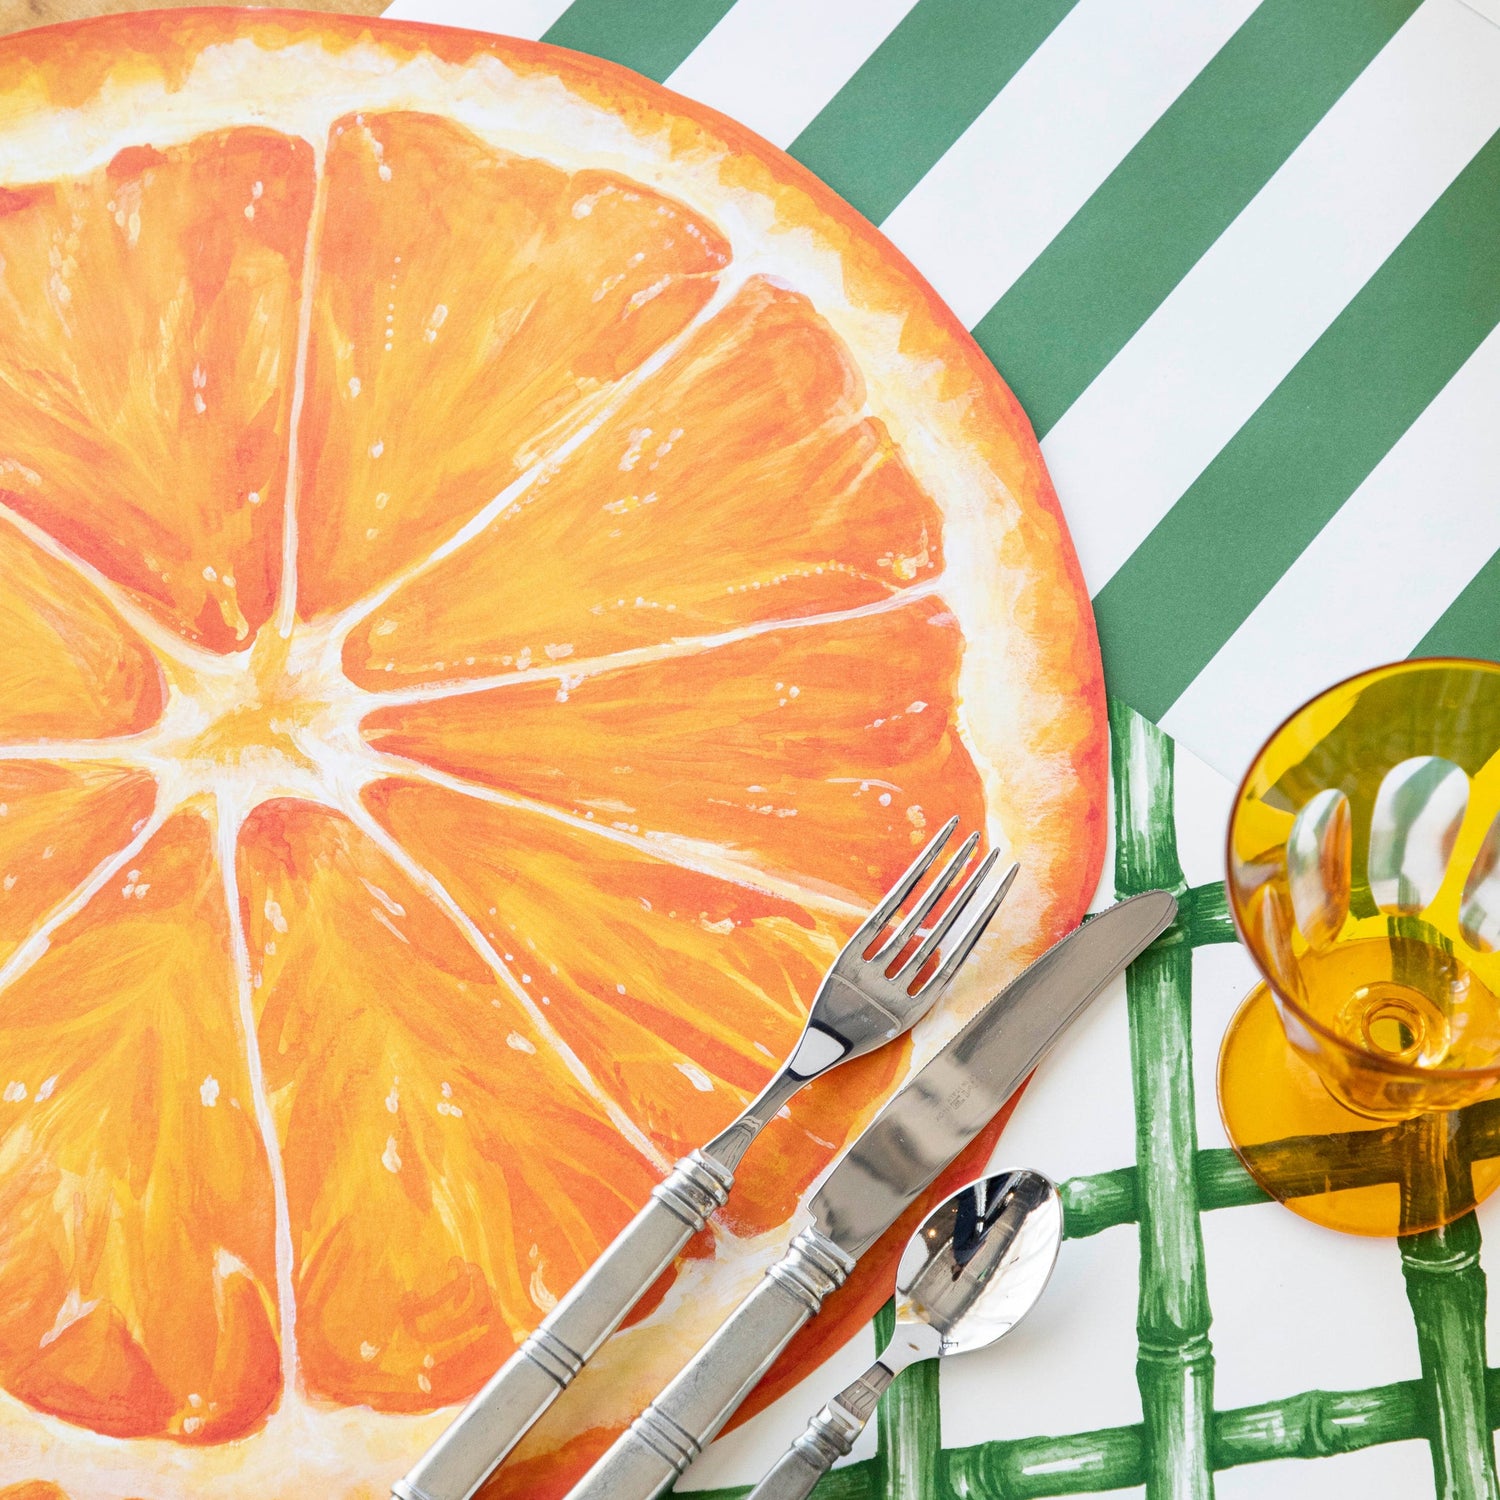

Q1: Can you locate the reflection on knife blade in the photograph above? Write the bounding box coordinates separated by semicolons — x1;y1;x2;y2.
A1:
812;888;1176;1257
564;888;1178;1500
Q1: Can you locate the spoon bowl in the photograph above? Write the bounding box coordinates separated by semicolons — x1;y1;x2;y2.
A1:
747;1169;1062;1500
893;1165;1062;1357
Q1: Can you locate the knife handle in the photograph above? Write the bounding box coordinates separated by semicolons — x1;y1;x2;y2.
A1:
567;1226;856;1500
392;1151;734;1500
747;1360;896;1500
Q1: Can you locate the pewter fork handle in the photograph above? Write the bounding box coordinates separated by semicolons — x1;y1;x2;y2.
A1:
392;1148;733;1500
393;1063;804;1500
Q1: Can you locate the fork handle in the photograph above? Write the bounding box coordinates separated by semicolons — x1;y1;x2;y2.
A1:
393;1151;734;1500
567;1226;855;1500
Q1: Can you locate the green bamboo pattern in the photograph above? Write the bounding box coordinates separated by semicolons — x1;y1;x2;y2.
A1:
1401;1215;1498;1500
1178;883;1236;948
877;1333;942;1499
682;699;1499;1499
860;1297;946;1500
1109;699;1215;1500
692;1378;1440;1499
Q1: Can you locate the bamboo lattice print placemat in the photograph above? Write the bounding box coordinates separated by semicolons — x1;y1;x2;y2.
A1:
680;701;1500;1498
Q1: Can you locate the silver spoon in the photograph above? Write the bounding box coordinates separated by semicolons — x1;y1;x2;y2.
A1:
746;1168;1063;1500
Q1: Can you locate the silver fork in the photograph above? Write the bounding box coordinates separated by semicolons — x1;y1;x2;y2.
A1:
393;818;1018;1500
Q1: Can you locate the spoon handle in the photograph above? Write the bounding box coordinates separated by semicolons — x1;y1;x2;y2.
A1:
746;1360;897;1500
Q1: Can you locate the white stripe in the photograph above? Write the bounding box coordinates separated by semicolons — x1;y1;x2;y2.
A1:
665;0;914;150
1458;0;1500;28
380;0;574;37
1162;321;1500;778
1042;0;1500;598
881;0;1260;327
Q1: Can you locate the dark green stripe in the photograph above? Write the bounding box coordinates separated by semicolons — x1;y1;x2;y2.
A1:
1093;127;1500;723
542;0;735;82
973;0;1422;438
788;0;1077;225
1415;548;1500;662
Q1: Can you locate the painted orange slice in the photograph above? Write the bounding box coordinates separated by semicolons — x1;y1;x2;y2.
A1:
0;12;1106;1498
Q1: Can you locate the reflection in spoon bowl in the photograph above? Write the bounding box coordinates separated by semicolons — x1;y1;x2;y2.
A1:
747;1169;1062;1500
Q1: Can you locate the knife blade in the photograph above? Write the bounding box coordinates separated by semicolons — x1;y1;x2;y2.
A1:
564;888;1177;1500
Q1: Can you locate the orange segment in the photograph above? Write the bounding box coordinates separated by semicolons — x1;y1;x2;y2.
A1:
0;523;163;741
361;596;985;903
236;799;657;1411
0;808;280;1443
0;130;314;652
363;779;902;1237
0;762;157;966
294;111;731;621
343;277;941;687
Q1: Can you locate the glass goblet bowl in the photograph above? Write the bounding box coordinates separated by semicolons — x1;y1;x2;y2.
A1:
1219;658;1500;1235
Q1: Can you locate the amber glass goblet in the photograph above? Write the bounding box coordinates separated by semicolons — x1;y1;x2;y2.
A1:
1219;658;1500;1235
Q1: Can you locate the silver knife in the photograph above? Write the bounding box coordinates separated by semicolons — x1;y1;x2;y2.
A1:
564;888;1177;1500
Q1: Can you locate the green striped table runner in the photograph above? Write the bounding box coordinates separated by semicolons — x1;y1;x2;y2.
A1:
387;0;1500;784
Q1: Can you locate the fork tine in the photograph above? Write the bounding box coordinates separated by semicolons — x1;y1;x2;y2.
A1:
871;829;980;963
895;846;999;982
851;815;960;945
911;860;1019;995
